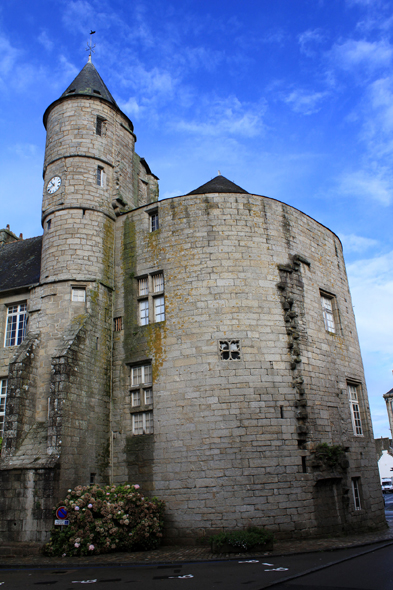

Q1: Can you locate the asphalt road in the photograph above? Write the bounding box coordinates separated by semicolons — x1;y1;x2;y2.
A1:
0;540;393;590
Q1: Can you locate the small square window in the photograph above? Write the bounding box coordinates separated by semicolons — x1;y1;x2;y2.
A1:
149;211;159;232
132;411;153;434
131;364;152;386
219;340;241;361
72;288;86;302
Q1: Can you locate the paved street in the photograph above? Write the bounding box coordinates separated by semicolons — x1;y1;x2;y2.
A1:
0;540;392;589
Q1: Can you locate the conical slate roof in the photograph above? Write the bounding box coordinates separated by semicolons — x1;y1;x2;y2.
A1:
61;60;117;104
187;175;248;195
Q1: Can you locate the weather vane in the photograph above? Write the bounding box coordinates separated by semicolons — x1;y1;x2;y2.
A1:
86;30;96;61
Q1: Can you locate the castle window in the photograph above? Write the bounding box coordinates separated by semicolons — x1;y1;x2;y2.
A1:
219;340;241;361
96;116;106;136
320;292;337;333
72;288;86;302
130;364;153;435
137;272;165;325
4;303;27;347
149;210;159;232
96;166;105;187
0;379;7;438
348;383;363;436
114;317;123;331
352;478;362;510
47;219;51;231
139;299;149;325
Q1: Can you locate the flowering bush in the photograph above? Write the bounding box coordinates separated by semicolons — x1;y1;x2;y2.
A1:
43;483;165;556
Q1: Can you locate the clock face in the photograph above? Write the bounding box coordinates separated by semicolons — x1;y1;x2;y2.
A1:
47;176;62;194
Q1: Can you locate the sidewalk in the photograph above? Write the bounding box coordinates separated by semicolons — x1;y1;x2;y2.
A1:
1;520;393;568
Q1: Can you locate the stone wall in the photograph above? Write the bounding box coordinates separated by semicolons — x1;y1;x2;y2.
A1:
111;191;385;542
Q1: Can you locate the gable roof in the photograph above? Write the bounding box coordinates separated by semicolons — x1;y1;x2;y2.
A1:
0;236;42;293
187;175;248;195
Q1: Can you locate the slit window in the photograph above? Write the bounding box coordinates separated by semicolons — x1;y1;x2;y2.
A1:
97;166;105;187
4;303;27;347
0;379;8;438
352;478;361;510
96;116;106;136
149;211;159;232
114;317;123;332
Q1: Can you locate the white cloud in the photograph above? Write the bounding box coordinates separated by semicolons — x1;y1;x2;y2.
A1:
339;233;379;253
283;89;329;115
298;28;325;56
174;96;266;138
330;39;393;73
8;144;39;158
37;31;53;52
339;168;393;205
0;35;20;79
119;96;143;118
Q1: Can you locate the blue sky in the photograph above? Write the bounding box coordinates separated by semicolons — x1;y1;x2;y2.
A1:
0;0;392;436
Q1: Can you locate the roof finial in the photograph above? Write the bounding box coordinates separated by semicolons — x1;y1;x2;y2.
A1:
218;170;221;175
86;30;96;62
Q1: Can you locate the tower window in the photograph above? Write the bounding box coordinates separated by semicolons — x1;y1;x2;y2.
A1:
0;379;8;438
47;219;51;231
219;340;241;361
137;273;165;325
320;291;339;334
149;210;159;232
352;478;362;510
71;288;86;302
97;166;105;187
130;364;154;435
96;116;106;136
348;383;363;436
114;317;123;332
4;303;27;347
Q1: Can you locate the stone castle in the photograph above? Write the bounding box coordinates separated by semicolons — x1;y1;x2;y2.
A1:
0;58;386;544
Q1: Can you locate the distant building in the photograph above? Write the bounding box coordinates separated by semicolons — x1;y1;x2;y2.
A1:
383;388;393;438
0;57;386;544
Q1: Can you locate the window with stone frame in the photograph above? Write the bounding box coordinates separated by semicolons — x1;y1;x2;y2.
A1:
320;291;339;334
96;165;106;187
348;383;364;436
219;340;241;361
4;302;27;347
352;477;362;510
0;378;7;438
96;116;106;136
71;287;86;302
148;209;159;232
137;272;165;325
130;364;153;435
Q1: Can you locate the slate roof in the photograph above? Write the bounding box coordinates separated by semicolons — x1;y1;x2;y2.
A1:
0;236;42;292
187;175;248;195
60;61;117;105
384;388;393;396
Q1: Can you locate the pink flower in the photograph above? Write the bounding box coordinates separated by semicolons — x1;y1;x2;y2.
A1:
134;485;140;490
106;493;110;495
74;506;80;511
88;544;95;551
74;542;80;548
88;504;93;509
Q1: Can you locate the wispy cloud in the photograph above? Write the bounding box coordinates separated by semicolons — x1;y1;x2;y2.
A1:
37;31;53;52
339;233;379;253
8;143;39;158
174;96;266;138
283;88;329;114
330;39;393;74
347;251;393;356
298;28;325;56
0;35;20;79
339;168;393;205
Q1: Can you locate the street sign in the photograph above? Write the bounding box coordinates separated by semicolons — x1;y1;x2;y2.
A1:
56;506;68;520
55;519;69;526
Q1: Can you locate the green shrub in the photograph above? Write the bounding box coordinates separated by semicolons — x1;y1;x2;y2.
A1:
210;526;274;551
314;443;346;468
44;483;165;556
